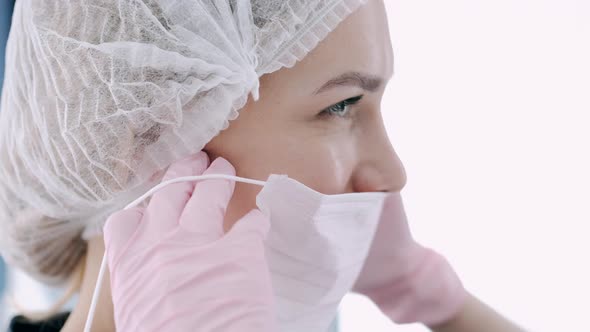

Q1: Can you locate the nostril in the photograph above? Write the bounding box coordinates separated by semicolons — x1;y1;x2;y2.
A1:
352;165;394;193
352;158;407;193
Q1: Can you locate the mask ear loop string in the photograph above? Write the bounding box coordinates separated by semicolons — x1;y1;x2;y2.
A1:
83;174;267;332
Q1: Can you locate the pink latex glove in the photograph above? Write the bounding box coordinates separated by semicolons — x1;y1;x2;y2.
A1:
103;152;276;332
353;192;468;327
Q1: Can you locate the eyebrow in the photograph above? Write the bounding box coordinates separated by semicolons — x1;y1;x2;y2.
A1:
314;71;384;95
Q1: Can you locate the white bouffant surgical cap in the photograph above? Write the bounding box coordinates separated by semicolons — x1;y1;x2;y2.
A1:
0;0;369;284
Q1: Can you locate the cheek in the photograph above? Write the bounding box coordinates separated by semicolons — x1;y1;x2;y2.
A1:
206;128;357;231
290;141;354;194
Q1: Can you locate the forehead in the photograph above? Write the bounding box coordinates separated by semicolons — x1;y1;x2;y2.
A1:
260;0;393;94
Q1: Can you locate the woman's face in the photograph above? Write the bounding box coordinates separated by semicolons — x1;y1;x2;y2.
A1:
205;0;406;229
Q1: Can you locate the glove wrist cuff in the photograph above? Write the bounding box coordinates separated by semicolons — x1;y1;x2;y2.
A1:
369;248;468;326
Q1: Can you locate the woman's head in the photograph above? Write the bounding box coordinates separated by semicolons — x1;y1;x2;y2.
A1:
0;0;403;284
206;0;406;229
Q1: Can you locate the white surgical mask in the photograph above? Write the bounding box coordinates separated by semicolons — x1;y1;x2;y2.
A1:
257;175;388;332
85;174;388;332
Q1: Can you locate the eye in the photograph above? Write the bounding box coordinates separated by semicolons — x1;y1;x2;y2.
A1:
318;95;364;119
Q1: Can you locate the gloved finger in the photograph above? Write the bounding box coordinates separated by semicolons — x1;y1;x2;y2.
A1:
179;157;236;240
103;207;144;265
226;209;271;240
144;152;209;235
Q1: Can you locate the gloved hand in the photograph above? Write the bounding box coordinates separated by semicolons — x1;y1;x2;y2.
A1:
353;192;468;327
103;152;276;332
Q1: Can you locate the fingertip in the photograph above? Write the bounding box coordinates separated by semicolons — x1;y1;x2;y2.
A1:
162;152;210;181
202;157;236;204
179;157;237;237
205;157;236;177
104;208;144;234
181;151;210;165
194;151;211;167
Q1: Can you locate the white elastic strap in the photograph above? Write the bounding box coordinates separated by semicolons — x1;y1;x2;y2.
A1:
83;174;267;332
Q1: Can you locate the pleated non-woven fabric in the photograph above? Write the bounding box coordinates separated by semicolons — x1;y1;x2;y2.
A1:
0;0;368;285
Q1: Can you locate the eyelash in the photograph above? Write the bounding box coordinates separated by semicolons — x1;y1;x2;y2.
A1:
318;95;364;119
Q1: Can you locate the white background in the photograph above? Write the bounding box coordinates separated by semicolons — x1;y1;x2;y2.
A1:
340;0;590;331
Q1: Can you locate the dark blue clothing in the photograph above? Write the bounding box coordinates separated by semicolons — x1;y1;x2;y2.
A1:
0;0;15;300
1;0;15;92
8;313;70;332
0;0;15;81
7;313;338;331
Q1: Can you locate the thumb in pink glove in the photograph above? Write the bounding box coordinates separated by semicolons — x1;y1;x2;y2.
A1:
103;152;276;332
353;192;468;326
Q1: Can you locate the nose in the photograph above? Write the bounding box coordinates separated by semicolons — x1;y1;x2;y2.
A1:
352;121;407;193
